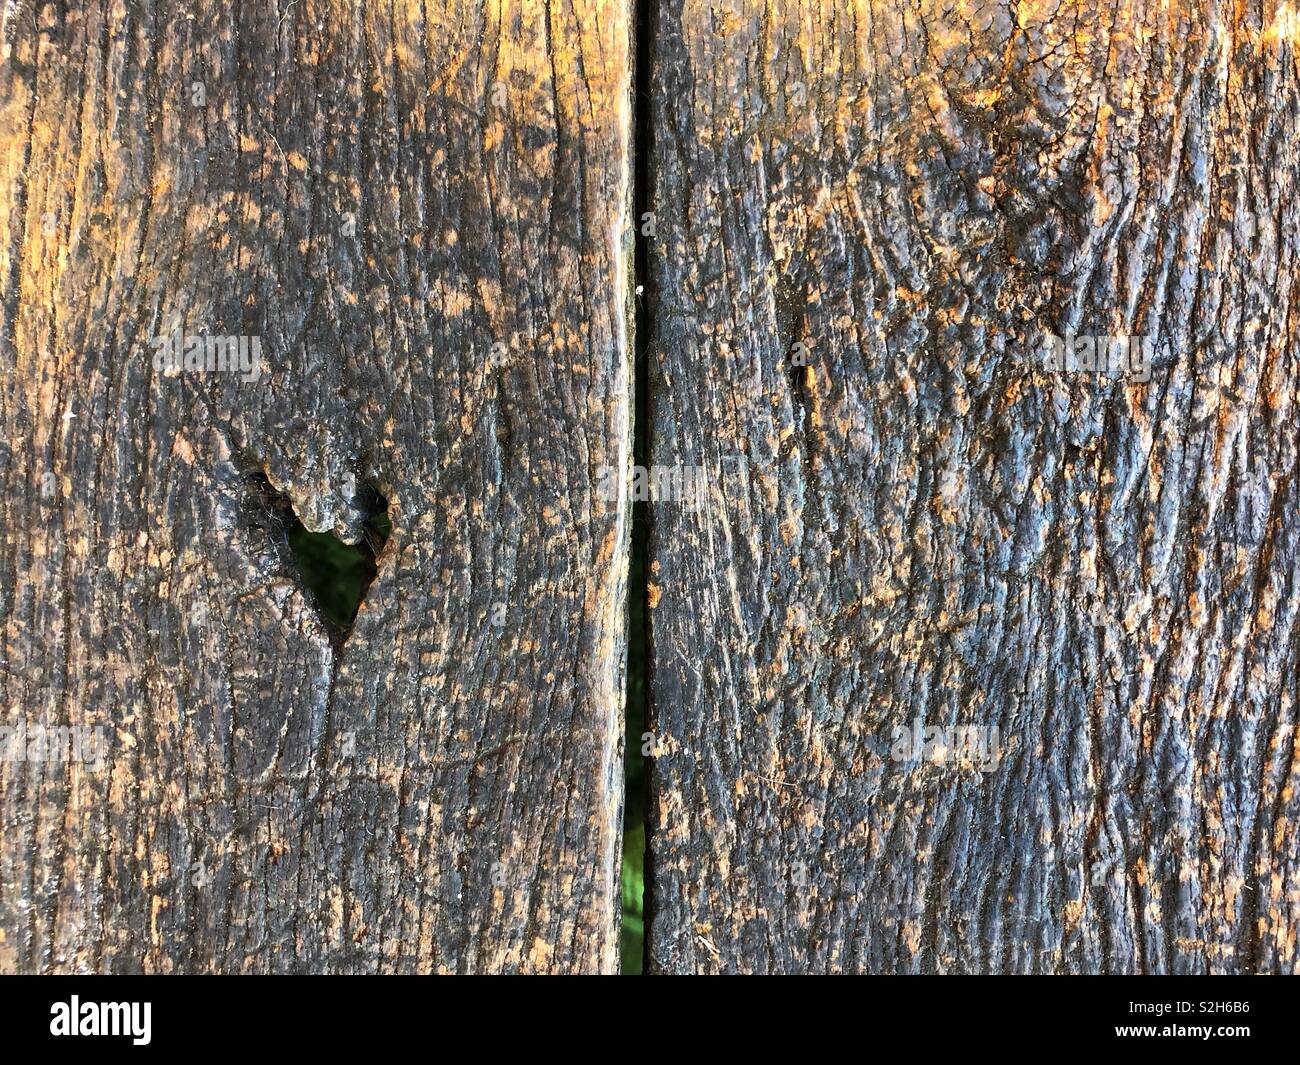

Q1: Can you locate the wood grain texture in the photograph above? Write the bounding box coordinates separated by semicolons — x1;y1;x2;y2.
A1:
644;0;1300;973
0;0;632;973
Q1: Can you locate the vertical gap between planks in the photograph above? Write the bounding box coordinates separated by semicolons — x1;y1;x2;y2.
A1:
621;0;655;976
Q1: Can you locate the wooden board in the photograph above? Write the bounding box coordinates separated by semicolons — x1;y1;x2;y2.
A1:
644;0;1300;973
0;0;632;973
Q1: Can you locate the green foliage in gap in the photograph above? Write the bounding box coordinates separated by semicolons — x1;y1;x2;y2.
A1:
621;822;645;973
286;512;390;631
621;515;648;975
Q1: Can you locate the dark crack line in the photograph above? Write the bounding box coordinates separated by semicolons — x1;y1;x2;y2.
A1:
622;0;656;977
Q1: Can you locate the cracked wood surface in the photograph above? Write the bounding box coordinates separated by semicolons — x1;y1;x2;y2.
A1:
0;0;632;973
645;0;1300;973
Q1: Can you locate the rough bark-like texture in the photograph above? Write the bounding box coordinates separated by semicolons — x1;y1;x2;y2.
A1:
0;0;631;973
646;0;1300;973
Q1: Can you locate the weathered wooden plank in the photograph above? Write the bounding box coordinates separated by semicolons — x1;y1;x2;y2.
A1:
645;0;1300;973
0;0;632;973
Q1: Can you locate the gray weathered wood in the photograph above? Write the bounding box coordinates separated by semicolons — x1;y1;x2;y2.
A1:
645;0;1300;974
0;0;632;973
